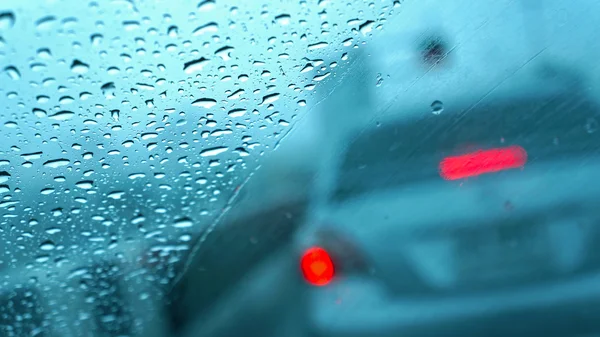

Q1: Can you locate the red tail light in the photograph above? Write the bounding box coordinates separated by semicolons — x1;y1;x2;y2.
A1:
301;247;335;286
439;145;527;180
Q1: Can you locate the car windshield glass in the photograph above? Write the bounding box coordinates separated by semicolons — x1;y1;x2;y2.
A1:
2;1;600;336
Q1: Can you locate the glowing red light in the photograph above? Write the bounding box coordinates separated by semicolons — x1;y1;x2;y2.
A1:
301;247;335;286
439;145;527;180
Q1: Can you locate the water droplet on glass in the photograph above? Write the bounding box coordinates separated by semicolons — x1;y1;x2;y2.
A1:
4;66;20;80
376;73;383;87
128;173;146;180
4;121;17;128
33;108;47;118
0;172;10;184
167;25;178;38
59;96;74;104
359;20;375;35
111;109;120;122
431;100;444;115
183;57;210;74
141;132;158;140
192;22;218;36
43;158;70;168
214;46;234;61
40;187;55;195
173;217;193;228
49;110;75;120
35;16;57;31
261;93;280;105
101;82;116;99
22;152;42;161
197;0;216;12
71;59;89;74
200;146;228;157
228;108;247;118
39;240;56;251
275;14;291;25
123;20;140;31
30;63;46;72
75;180;93;189
308;42;328;50
192;98;217;108
107;191;125;200
0;12;15;30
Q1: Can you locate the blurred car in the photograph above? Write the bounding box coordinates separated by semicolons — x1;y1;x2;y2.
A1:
293;0;600;336
295;85;600;337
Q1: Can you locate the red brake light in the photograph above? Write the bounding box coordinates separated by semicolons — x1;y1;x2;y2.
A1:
439;145;527;180
301;247;335;286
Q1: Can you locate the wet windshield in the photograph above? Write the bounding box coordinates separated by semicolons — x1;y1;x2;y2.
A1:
1;1;600;337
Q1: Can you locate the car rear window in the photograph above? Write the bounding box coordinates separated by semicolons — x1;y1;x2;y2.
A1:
333;91;600;201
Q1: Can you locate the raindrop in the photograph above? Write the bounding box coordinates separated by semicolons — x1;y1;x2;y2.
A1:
0;12;15;30
128;173;146;180
214;46;234;61
90;33;103;45
75;180;93;189
173;217;193;228
183;57;210;74
0;172;10;184
21;152;42;160
45;228;61;235
37;48;52;59
167;25;178;38
71;59;89;74
192;22;218;36
37;95;50;103
4;66;20;80
33;108;47;118
111;109;120;121
30;63;46;72
35;16;57;31
101;82;116;98
59;96;74;104
308;42;328;50
275;14;291;25
40;188;55;195
359;20;375;35
431;100;444;115
141;132;158;140
261;93;280;105
123;20;140;31
107;191;125;200
43;158;70;168
376;73;383;87
197;0;216;12
200;146;228;157
300;63;314;73
4;121;17;128
49;110;75;120
228;108;247;118
192;98;217;108
39;240;56;251
313;72;330;82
